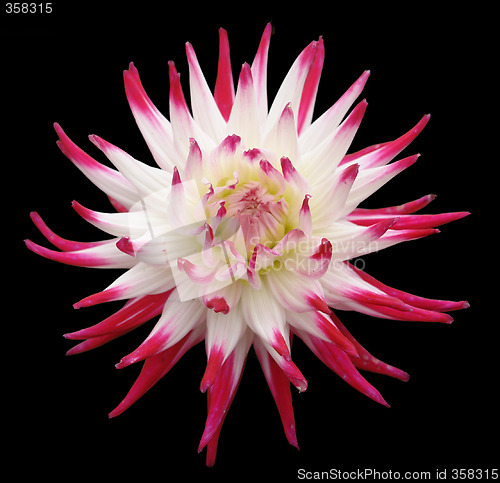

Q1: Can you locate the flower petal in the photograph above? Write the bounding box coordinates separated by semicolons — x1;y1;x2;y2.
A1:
264;39;318;137
347;262;469;313
350;194;436;216
253;337;299;448
325;218;398;262
89;134;170;198
341;115;430;169
54;123;139;210
123;62;179;170
66;291;169;337
24;238;135;269
321;262;411;312
73;263;175;308
300;99;367;185
297;36;325;136
266;267;330;314
228;63;260;148
332;315;410;381
29;211;107;251
311;163;359;228
198;332;253;466
168;63;216;160
201;304;246;392
264;102;300;166
285;310;357;357
71;200;138;238
251;23;272;126
298;330;390;407
116;294;206;368
214;28;235;122
109;326;204;418
186;42;227;143
345;154;420;213
347;211;470;230
240;277;290;358
299;70;370;152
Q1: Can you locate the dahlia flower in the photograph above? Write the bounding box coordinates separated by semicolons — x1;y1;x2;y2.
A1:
25;24;469;465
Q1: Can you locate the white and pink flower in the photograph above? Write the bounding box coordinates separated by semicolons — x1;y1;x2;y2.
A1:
25;24;469;465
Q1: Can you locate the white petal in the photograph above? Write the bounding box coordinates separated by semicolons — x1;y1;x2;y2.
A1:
263;103;300;166
146;294;206;352
205;303;246;362
123;63;180;171
227;63;260;148
89;135;171;198
266;268;329;314
299;70;370;153
251;23;272;127
107;262;176;297
186;42;227;143
264;41;318;137
298;100;367;186
344;155;419;213
240;279;288;352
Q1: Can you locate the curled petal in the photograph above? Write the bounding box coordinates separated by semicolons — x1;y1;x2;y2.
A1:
276;233;332;279
25;238;135;269
299;194;313;236
29;211;107;251
258;159;287;196
281;156;310;195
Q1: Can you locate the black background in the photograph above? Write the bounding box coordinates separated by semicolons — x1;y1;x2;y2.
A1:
4;2;495;480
